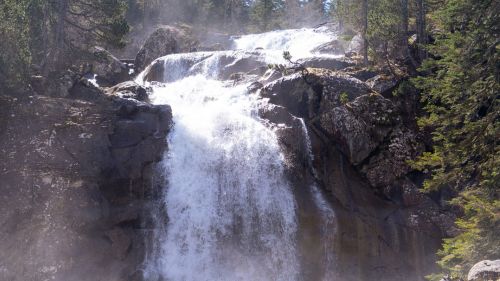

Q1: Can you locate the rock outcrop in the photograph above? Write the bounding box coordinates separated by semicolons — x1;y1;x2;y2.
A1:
297;57;355;71
141;50;269;83
311;39;346;55
0;84;171;281
256;66;454;281
105;81;151;102
135;26;198;71
468;260;500;281
86;46;130;87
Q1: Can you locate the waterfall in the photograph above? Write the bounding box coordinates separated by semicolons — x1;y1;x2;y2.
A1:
140;27;338;281
299;118;337;281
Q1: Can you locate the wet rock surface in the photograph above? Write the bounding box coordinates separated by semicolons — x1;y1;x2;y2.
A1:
0;86;171;281
257;66;456;281
142;50;270;83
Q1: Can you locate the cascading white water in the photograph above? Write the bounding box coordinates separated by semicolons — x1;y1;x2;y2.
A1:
140;27;338;281
299;118;337;281
233;27;336;58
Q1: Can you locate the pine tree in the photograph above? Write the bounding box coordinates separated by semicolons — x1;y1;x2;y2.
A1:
0;0;130;90
42;0;130;73
0;0;32;89
250;0;284;31
411;0;499;279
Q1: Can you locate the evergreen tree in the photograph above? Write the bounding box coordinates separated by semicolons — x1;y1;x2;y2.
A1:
250;0;284;31
412;0;499;279
0;0;32;90
0;0;130;88
41;0;129;73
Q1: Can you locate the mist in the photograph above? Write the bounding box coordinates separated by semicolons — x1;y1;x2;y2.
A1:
113;0;332;57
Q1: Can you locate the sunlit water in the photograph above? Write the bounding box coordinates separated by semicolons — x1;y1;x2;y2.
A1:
139;27;337;281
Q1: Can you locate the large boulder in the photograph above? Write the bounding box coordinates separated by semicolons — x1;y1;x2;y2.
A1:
87;46;130;86
135;26;198;71
43;70;78;97
257;64;454;281
105;81;151;102
311;39;346;55
260;69;371;119
366;74;399;96
346;34;364;56
317;93;400;165
140;50;269;83
468;260;500;281
360;127;423;187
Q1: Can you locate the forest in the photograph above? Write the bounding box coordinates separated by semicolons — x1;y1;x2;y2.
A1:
0;0;498;280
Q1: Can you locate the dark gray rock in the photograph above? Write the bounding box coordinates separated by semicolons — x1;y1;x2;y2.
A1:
0;88;171;281
360;127;423;188
106;81;151;102
43;70;79;97
88;46;129;87
343;67;378;81
366;74;399;95
257;64;455;281
135;26;198;71
260;69;371;119
311;39;346;55
346;34;364;56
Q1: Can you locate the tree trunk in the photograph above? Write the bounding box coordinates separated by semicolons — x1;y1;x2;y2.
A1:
44;0;68;75
336;0;344;32
400;0;409;57
416;0;427;60
362;0;368;65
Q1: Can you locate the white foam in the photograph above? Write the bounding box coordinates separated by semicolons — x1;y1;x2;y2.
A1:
141;26;340;281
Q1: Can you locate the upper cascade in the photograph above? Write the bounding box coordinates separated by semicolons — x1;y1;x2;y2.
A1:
136;26;341;84
232;26;337;58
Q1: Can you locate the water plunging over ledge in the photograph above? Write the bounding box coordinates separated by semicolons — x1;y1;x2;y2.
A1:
138;27;338;281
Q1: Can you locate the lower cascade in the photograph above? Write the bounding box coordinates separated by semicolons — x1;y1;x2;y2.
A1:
151;77;299;281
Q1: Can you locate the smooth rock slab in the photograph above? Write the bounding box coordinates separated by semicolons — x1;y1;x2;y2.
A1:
468;260;500;281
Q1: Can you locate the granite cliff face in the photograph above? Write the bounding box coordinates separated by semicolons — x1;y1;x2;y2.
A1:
0;83;171;281
257;67;456;281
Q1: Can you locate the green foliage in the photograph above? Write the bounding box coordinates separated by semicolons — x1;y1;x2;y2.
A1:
437;192;499;279
339;92;349;104
393;79;414;97
250;0;284;31
367;0;403;56
268;51;309;76
0;0;130;88
0;0;31;89
339;34;354;41
412;0;499;278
